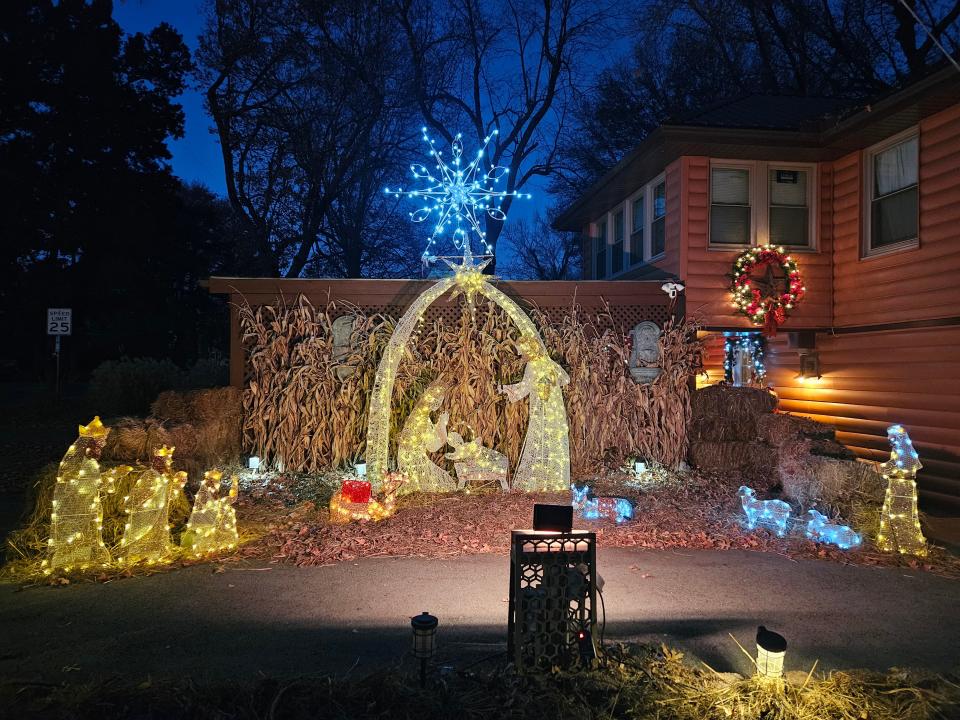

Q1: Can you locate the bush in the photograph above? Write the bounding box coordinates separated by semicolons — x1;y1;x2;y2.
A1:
89;357;183;416
182;356;229;389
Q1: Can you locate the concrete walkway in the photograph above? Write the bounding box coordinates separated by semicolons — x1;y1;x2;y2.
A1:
1;549;957;684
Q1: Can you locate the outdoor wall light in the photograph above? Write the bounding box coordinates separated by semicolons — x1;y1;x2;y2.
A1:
247;456;260;471
796;350;821;383
756;625;787;678
411;611;438;687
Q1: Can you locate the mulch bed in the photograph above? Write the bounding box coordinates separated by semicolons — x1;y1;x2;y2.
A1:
237;470;960;579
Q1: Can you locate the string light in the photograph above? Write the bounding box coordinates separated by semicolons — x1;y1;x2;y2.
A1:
876;424;927;556
329;473;405;523
737;486;791;537
723;332;766;386
396;381;457;495
181;470;239;557
385;128;531;263
571;484;634;523
804;509;862;550
43;417;130;575
117;445;187;566
730;245;805;334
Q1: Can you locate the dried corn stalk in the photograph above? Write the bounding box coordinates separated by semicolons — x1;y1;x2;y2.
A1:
237;294;700;476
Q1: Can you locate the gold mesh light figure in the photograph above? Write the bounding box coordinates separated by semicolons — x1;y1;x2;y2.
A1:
397;381;456;494
501;336;571;492
877;424;927;556
118;445;187;565
44;417;130;574
181;470;239;557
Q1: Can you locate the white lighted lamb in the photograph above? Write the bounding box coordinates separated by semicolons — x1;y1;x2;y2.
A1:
737;486;791;537
804;509;862;550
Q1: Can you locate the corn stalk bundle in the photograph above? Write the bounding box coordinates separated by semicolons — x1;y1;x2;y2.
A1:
237;294;701;477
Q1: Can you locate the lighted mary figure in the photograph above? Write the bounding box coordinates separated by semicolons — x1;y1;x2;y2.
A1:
500;336;571;492
396;381;455;494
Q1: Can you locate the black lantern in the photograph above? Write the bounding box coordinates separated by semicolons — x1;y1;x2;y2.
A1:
411;611;438;687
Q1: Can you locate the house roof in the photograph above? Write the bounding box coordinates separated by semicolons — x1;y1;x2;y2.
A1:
554;64;960;232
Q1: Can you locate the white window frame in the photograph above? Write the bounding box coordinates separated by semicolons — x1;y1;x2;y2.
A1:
862;127;919;259
594;172;669;279
589;217;608;279
649;173;667;261
708;160;818;251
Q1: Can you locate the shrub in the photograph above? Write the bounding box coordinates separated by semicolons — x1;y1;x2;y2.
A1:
89;357;183;417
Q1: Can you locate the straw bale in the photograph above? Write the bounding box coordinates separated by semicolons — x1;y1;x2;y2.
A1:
757;413;834;447
688;440;777;471
151;387;242;423
779;439;883;514
689;414;759;442
691;385;777;418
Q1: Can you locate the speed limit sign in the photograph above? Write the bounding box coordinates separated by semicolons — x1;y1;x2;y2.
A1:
47;308;72;336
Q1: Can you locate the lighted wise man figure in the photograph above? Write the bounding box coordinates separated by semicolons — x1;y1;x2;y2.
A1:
181;470;239;556
118;445;187;564
45;417;130;574
500;336;571;492
397;380;455;494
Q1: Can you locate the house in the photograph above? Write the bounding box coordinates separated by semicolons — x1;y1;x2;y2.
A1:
554;65;960;510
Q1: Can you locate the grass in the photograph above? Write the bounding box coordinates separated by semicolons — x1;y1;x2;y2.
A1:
2;643;957;719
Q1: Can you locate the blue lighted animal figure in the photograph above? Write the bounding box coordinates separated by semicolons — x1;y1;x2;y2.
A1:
805;509;862;550
571;484;634;523
737;486;791;537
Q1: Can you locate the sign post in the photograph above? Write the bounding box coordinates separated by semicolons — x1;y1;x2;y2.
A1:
47;308;72;396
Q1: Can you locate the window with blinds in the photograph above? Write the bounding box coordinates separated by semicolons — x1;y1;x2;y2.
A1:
652;181;666;256
710;168;751;246
769;169;810;248
612;209;624;273
868;134;918;253
630;194;644;265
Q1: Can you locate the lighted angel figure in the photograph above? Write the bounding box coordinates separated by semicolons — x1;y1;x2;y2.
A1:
396;381;456;494
500;336;571;492
44;416;131;574
118;445;187;565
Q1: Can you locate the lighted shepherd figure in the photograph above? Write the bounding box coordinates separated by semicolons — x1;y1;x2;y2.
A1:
501;335;571;492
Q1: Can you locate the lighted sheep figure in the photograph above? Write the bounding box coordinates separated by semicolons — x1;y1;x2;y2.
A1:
738;486;791;537
571;484;634;523
805;509;862;550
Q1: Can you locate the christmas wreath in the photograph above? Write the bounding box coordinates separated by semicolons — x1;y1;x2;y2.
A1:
730;245;804;335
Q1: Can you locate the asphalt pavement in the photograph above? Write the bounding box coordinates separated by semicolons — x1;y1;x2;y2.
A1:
1;548;957;685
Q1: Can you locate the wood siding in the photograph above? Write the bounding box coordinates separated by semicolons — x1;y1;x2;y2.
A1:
833;103;960;327
765;326;960;507
679;157;833;329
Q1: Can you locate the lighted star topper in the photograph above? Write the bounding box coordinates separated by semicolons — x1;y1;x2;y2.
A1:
386;127;531;264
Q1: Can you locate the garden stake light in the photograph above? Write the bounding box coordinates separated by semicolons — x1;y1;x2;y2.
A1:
756;626;787;678
411;611;438;688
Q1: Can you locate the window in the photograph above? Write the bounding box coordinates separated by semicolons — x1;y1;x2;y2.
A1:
594;220;607;279
612;209;624;274
651;180;666;256
710;167;751;246
630;194;644;264
866;133;918;254
769;169;809;247
709;160;816;250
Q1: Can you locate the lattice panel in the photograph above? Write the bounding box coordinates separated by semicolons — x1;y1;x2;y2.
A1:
508;531;597;672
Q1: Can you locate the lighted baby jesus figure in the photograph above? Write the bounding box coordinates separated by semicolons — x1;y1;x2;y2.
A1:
396;380;456;494
499;336;571;492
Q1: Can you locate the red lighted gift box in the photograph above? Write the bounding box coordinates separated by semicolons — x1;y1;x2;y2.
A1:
341;479;372;504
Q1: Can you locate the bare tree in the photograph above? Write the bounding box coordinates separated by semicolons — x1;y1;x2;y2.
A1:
500;214;580;280
394;0;614;266
198;0;421;277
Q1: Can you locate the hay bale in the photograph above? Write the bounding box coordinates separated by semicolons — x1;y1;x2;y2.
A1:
691;385;777;418
779;441;884;515
151;387;242;423
757;413;834;447
689;414;759;442
688;441;777;471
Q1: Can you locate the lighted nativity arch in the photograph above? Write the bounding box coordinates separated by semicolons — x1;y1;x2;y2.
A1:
364;261;570;493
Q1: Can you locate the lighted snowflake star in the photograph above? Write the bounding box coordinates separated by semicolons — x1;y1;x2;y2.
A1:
386;127;531;264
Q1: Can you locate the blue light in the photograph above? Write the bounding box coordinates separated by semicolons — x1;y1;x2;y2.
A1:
571;484;634;523
805;509;862;550
737;486;791;537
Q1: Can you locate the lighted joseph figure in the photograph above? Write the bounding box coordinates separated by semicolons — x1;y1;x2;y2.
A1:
118;445;187;565
45;417;130;574
396;381;455;494
877;424;926;556
500;335;571;492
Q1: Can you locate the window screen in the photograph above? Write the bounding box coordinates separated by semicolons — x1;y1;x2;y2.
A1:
710;168;750;245
769;169;810;247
